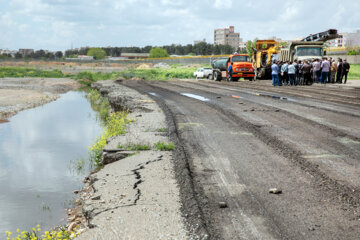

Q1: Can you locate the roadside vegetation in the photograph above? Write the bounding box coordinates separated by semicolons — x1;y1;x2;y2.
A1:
5;225;77;240
154;141;175;151
0;67;65;78
117;143;151;151
87;89;111;123
89;111;131;167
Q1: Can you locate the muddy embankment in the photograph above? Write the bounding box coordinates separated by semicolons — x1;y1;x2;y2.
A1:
72;80;203;239
0;78;80;121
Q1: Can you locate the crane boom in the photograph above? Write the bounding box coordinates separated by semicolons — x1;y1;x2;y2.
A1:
301;29;340;42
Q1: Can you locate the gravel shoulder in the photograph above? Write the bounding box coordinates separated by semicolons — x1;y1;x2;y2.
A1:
75;80;188;239
0;77;80;120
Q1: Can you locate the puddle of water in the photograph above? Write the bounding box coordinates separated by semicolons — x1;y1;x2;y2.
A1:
0;91;103;235
148;92;160;97
303;154;341;159
181;93;210;102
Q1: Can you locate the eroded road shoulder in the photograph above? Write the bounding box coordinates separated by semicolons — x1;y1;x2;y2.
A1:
76;80;190;240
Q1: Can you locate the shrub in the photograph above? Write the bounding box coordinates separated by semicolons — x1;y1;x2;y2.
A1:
149;47;169;58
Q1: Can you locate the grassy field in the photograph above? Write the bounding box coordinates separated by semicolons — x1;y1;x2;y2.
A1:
349;64;360;80
0;67;66;78
1;64;358;82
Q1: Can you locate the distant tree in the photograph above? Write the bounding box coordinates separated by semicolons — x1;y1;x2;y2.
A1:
142;45;153;53
87;48;107;60
246;38;258;57
55;51;63;59
15;52;23;59
149;47;169;58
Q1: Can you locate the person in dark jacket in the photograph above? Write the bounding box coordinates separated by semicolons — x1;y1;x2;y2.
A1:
301;61;312;85
342;59;350;84
336;58;343;83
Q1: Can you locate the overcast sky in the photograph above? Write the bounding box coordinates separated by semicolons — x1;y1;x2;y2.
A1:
0;0;359;51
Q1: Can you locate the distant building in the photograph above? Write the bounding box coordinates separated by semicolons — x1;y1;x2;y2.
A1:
65;55;94;61
214;26;240;49
120;53;149;59
0;49;16;57
239;38;246;49
327;30;360;47
194;38;206;45
18;49;34;56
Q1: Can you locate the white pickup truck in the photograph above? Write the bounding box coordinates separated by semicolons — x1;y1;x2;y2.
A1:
193;68;213;79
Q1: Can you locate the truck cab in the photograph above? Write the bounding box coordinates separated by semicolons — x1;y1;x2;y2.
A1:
227;54;255;81
294;45;323;61
280;41;324;62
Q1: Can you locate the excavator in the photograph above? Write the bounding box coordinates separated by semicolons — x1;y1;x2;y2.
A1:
252;29;340;79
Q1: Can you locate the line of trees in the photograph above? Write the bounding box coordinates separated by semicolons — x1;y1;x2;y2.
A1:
0;42;248;60
64;43;244;58
0;50;63;60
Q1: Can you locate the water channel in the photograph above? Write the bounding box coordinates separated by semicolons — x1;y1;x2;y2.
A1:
0;91;103;236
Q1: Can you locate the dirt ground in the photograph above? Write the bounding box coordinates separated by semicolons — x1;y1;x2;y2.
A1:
122;78;360;239
0;77;80;120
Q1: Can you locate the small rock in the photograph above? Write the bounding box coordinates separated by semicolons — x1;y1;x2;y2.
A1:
68;215;76;222
269;188;282;194
91;195;101;200
308;226;315;231
73;190;79;194
219;202;228;208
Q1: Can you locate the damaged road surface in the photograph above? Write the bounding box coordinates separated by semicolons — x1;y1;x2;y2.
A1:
122;79;360;240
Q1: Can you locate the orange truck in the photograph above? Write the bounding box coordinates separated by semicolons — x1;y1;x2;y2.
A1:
211;54;255;81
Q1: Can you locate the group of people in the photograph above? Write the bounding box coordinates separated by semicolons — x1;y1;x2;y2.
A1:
271;57;351;87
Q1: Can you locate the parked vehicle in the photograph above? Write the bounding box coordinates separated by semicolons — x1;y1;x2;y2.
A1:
193;68;213;79
211;54;255;81
280;29;340;62
252;40;280;79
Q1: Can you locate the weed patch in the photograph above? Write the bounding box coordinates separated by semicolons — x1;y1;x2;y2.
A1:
154;141;175;151
5;225;77;240
117;143;151;151
89;111;131;167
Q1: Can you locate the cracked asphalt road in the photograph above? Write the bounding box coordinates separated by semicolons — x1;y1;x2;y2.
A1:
123;79;360;240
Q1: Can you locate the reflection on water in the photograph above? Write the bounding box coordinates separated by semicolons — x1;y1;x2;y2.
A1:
0;91;103;235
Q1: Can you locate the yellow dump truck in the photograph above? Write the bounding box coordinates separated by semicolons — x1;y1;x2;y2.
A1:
252;40;280;79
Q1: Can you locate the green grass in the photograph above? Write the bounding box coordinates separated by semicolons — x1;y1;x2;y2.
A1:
117;143;151;151
348;64;360;80
87;89;111;123
73;68;197;86
156;128;168;133
154;141;175;151
0;67;66;78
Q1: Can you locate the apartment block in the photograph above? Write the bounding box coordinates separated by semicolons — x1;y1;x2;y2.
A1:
214;26;240;49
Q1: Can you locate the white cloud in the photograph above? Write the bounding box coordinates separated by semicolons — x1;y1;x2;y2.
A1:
0;0;359;50
213;0;232;9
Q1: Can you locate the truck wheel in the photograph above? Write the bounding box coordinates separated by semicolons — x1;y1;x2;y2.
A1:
214;71;220;81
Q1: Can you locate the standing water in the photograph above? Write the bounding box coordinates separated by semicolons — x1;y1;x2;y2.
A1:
0;91;103;236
